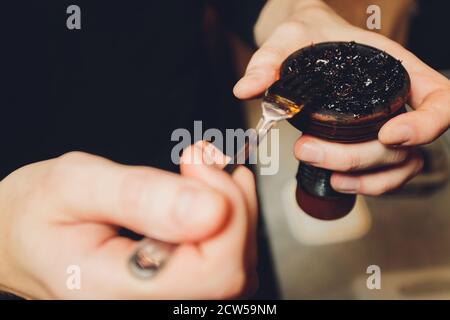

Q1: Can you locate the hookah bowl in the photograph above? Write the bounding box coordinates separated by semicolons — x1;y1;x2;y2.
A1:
279;42;410;220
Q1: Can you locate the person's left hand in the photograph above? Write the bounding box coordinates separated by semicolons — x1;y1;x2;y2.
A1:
234;0;450;195
0;145;257;299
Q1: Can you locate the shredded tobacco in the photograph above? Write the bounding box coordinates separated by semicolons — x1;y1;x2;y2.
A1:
277;42;406;117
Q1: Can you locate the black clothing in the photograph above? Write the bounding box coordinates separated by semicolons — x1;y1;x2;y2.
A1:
407;0;450;70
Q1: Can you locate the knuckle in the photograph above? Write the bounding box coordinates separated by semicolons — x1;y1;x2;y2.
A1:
407;153;425;179
57;151;93;166
349;154;362;171
38;151;97;204
428;108;447;132
46;154;77;188
387;148;408;164
46;152;92;188
341;152;361;171
414;156;425;174
417;109;447;144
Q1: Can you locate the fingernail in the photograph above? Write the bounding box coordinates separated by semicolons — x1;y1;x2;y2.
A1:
334;177;360;193
298;142;325;163
195;140;228;167
385;124;414;145
203;142;223;166
184;141;204;165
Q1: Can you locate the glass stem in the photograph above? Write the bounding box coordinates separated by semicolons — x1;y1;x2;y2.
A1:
223;115;277;174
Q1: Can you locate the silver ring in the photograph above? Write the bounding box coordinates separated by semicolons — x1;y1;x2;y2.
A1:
129;238;175;279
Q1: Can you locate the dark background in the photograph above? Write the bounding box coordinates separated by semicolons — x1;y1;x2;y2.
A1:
0;0;449;300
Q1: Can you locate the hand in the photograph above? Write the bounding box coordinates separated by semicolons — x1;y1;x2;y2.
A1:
0;145;257;299
234;0;450;195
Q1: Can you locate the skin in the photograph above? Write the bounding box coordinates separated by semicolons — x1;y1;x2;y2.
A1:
235;0;450;196
0;144;257;299
2;0;449;300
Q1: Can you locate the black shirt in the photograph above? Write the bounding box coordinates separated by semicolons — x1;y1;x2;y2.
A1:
1;0;265;178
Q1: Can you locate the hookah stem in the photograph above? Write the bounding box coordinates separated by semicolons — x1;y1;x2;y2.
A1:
223;116;277;174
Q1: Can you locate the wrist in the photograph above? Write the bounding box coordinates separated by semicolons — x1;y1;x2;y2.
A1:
290;0;349;27
254;0;348;47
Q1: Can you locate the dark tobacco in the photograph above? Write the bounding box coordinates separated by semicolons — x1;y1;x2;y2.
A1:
270;42;410;220
274;41;406;118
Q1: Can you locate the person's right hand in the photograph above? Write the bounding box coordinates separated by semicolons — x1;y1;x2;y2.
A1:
0;145;257;299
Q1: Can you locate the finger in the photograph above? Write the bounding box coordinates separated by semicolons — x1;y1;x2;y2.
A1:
225;165;258;282
205;146;258;292
181;141;257;216
181;144;251;297
379;86;450;146
233;23;310;99
48;152;229;243
232;165;259;297
180;143;250;262
95;238;247;299
231;168;258;230
74;234;208;298
44;217;244;299
330;151;424;196
181;142;258;295
294;135;410;172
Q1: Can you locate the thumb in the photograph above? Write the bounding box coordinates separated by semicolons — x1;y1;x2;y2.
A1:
233;23;310;100
379;87;450;146
52;152;229;243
